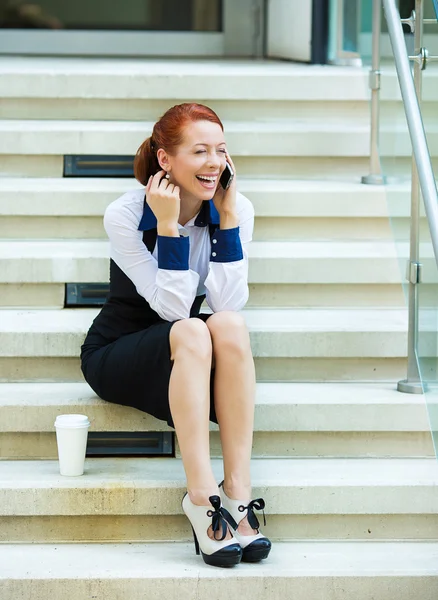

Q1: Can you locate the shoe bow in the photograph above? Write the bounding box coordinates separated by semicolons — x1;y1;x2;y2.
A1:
238;498;267;530
207;495;238;540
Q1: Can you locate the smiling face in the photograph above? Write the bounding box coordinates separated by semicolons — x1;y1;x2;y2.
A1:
157;119;227;202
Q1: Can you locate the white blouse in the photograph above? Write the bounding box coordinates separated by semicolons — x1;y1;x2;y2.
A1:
103;187;255;322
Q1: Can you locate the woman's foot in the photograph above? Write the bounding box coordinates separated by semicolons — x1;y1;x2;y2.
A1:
188;488;234;542
221;484;258;536
218;481;272;563
221;482;261;536
182;492;242;568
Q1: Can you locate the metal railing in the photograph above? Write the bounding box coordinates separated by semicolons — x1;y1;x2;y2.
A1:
362;0;386;185
364;0;438;394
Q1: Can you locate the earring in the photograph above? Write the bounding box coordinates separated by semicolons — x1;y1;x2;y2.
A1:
165;172;170;180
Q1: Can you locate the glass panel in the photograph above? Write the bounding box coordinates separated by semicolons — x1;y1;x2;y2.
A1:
418;209;438;458
379;11;411;319
367;0;438;456
0;0;222;31
358;1;411;332
343;0;360;52
416;8;438;456
425;0;438;37
328;0;362;64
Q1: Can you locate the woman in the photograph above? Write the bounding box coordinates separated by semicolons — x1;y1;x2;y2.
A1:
80;103;271;568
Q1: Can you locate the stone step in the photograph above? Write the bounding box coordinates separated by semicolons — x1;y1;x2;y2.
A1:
0;382;432;460
0;177;417;241
0;153;398;180
0;58;372;101
0;176;418;309
3;93;437;125
2;219;408;243
0;239;409;284
0;177;412;217
3;119;435;159
1;381;428;433
7;97;436;125
8;456;436;516
0;60;436;181
0;282;409;310
0;307;410;382
0;239;415;313
0;98;371;123
0;457;437;543
1;541;437;600
0;307;409;358
0;119;373;157
0;56;437;102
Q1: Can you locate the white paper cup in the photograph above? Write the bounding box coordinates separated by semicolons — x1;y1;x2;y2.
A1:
54;414;90;476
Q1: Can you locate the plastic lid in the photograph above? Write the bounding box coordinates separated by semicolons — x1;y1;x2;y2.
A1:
54;414;90;428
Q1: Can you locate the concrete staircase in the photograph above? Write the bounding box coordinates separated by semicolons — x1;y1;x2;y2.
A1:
1;56;438;598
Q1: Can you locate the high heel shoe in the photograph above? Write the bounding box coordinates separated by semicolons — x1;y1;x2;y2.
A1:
219;481;271;563
181;492;242;568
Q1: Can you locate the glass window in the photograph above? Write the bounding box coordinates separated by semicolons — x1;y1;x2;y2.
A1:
0;0;222;31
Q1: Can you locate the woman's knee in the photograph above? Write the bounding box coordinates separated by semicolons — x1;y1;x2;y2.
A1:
206;311;251;356
169;317;212;362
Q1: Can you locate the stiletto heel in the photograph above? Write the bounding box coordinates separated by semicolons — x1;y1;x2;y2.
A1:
219;481;271;563
182;492;242;568
191;525;200;555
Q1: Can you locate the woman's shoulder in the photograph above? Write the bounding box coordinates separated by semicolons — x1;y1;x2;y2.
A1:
104;187;145;225
236;190;255;220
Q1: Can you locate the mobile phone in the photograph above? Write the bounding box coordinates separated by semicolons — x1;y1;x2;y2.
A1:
219;161;234;190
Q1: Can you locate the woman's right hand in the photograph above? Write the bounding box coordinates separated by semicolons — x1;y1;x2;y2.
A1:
146;170;180;236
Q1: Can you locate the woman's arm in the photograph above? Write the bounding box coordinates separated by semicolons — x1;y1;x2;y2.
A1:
204;193;254;313
104;201;199;322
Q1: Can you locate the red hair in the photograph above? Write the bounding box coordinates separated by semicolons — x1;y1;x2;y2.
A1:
133;103;224;186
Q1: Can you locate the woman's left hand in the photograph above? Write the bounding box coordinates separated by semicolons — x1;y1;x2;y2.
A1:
213;152;237;217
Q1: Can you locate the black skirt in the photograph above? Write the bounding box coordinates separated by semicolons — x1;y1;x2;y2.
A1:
80;312;218;429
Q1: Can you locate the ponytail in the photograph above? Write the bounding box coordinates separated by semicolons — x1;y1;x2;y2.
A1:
133;136;160;186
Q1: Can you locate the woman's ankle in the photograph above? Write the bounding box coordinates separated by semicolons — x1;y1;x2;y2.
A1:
188;486;220;506
222;479;251;502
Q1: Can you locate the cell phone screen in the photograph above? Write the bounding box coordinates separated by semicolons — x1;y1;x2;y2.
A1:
220;162;234;190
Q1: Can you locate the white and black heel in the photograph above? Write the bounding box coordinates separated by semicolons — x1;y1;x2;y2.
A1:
219;481;271;562
182;492;242;568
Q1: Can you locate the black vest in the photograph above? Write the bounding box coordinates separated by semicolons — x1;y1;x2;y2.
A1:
91;225;218;342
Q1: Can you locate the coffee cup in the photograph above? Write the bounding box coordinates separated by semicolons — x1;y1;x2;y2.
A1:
54;414;90;476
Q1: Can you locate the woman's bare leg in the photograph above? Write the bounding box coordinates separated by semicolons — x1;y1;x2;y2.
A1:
205;311;257;534
169;318;216;506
